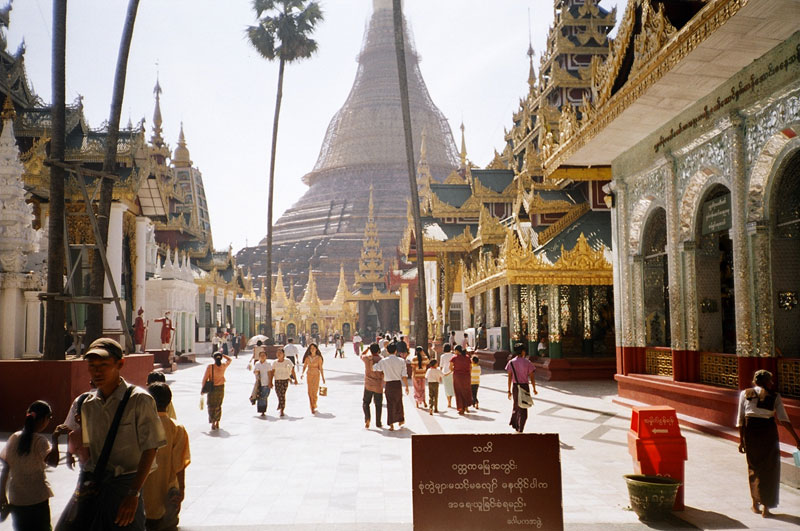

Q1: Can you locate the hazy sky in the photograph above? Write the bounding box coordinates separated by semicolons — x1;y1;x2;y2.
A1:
9;0;622;253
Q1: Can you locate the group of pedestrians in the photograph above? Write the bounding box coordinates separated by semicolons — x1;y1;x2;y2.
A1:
200;340;327;429
1;337;191;531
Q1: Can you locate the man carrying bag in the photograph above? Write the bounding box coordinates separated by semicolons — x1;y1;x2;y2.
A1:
57;338;166;531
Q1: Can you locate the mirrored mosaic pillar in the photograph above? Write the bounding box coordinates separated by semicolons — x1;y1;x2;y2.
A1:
664;156;685;349
729;119;754;356
747;221;773;356
681;241;699;352
631;255;646;348
549;284;562;358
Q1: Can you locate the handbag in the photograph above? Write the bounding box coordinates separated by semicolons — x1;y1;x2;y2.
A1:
201;366;215;394
510;361;534;409
55;386;134;531
319;385;328;396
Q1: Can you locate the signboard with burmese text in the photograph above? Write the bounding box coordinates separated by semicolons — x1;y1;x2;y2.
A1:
412;433;563;531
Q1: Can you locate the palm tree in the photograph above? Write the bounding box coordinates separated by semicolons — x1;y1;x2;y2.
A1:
86;0;141;348
43;0;67;360
391;0;428;349
247;0;323;344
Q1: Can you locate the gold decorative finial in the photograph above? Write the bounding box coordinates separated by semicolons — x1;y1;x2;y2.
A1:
1;97;16;121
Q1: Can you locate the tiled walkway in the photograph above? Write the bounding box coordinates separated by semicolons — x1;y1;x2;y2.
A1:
2;343;799;530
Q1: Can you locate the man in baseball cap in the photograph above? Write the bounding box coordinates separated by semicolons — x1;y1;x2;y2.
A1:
73;337;165;529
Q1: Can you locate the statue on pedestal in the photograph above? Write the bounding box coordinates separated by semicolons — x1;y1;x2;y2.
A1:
154;311;175;350
133;307;146;352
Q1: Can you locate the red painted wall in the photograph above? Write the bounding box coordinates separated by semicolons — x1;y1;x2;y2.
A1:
0;354;153;433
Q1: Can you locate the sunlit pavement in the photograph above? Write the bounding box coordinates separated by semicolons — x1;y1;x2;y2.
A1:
2;342;798;530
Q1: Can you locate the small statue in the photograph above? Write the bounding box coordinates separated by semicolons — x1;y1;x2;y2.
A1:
154;311;175;350
133;307;146;352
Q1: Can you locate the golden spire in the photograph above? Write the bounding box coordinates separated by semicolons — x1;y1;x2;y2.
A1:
1;97;16;121
331;263;349;306
151;76;164;147
354;186;386;288
300;264;320;306
416;128;433;184
273;265;289;306
459;122;468;169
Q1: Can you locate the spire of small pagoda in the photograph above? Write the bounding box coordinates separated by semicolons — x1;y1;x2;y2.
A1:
172;122;192;167
354;185;386;289
459;122;470;170
416;127;433;184
331;263;349;306
151;76;164;147
273;265;290;306
300;264;320;306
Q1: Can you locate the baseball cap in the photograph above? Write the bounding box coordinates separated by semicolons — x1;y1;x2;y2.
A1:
84;338;124;360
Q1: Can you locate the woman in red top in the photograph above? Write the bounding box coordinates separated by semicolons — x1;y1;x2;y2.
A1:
449;346;473;415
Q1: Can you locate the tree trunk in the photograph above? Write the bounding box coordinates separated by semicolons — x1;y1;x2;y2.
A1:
43;0;68;360
264;58;285;344
86;0;140;349
392;0;428;349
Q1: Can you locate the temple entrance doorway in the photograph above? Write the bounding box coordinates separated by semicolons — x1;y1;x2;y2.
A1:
771;150;800;357
287;323;297;339
695;185;736;354
643;208;670;347
342;322;351;340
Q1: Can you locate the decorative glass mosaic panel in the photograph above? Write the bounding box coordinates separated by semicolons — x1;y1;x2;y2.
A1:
777;359;800;399
645;348;673;377
700;353;738;389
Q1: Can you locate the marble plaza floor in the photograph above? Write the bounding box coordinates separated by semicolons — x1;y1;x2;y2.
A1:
1;343;799;530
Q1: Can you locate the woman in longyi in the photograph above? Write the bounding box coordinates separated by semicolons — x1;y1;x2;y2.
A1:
737;369;800;518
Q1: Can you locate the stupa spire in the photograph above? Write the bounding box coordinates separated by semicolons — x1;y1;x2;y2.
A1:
273;265;289;306
354;186;386;289
301;265;320;305
151;77;164;147
459;122;468;169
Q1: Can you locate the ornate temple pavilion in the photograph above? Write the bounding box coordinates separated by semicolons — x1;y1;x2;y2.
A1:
235;0;460;312
0;4;263;359
399;0;617;378
543;0;800;434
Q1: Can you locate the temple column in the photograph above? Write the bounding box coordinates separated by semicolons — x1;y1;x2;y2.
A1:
681;241;699;352
400;283;410;335
581;286;593;356
549;284;562;358
748;221;772;356
631;256;645;348
24;290;42;357
0;277;25;359
729;117;754;356
664;155;685;349
103;202;127;332
134;217;149;315
500;284;509;350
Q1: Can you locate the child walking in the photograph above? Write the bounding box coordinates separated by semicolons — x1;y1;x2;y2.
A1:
0;401;60;531
426;359;444;415
471;356;482;410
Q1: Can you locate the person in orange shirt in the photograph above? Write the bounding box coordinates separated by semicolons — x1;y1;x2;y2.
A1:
142;383;190;531
201;353;232;430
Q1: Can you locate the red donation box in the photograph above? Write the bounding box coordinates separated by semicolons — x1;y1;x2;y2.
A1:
627;406;687;510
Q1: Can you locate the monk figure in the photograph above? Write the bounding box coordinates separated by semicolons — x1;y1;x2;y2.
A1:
154;311;175;350
133;307;146;352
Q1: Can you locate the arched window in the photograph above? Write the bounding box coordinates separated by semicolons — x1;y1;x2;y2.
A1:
771;150;800;357
695;185;735;354
642;208;670;347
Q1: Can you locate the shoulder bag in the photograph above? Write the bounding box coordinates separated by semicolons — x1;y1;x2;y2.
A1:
201;365;215;394
55;386;134;531
510;361;534;408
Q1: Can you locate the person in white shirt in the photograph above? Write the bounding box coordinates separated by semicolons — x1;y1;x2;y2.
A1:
271;348;297;417
283;339;300;383
438;344;456;409
352;333;363;356
425;359;444;415
252;352;273;417
736;369;800;517
373;343;409;431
